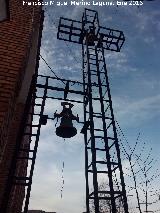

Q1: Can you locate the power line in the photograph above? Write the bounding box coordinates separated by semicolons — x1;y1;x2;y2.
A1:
39;54;65;84
116;120;132;152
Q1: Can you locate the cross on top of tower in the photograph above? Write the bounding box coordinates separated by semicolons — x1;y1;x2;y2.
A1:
57;8;125;52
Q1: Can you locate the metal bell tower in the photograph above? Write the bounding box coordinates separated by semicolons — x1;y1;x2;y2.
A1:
1;8;129;213
58;8;128;213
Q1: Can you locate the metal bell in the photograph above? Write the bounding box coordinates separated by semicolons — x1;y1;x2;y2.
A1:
86;26;97;46
54;102;79;138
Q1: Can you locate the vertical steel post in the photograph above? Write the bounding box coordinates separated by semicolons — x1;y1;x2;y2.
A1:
23;77;48;213
86;42;99;212
95;46;117;212
102;46;129;213
82;43;90;213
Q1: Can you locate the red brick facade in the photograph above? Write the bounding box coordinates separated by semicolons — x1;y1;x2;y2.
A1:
0;0;43;212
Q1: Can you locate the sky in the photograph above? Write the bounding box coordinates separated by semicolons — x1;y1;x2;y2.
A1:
27;1;160;213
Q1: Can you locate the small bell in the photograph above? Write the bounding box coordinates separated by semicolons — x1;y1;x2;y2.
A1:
54;102;79;138
86;26;97;46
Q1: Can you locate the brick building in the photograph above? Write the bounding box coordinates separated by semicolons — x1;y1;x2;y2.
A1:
0;0;43;212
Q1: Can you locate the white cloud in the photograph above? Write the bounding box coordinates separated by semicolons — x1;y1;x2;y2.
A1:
113;94;160;127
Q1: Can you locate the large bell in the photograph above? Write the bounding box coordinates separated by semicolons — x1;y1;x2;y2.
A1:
56;116;77;138
55;102;78;138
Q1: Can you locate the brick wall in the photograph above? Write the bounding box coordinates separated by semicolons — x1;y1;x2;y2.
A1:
0;103;27;212
0;0;43;212
0;0;41;158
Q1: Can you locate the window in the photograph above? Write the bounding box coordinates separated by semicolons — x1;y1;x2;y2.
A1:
0;0;9;22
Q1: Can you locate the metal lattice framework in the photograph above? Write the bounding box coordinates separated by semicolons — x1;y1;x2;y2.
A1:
1;8;128;213
0;73;86;213
58;8;128;213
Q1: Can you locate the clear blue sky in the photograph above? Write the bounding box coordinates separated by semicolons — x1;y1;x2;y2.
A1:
28;1;160;212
